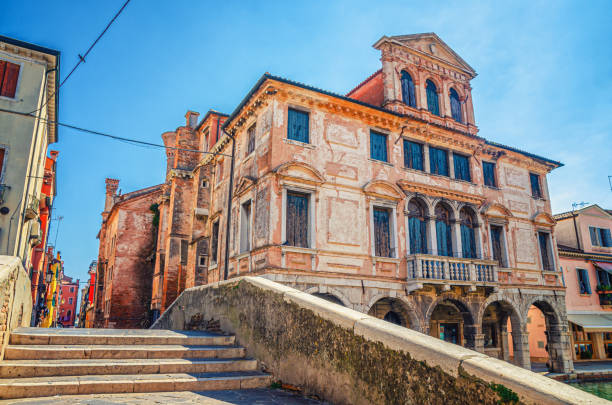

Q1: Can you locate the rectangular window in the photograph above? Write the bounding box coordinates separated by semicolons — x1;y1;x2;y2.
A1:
0;148;5;176
370;131;388;162
429;147;449;176
373;207;392;257
198;255;207;267
287;108;309;143
70;287;74;293
453;153;471;182
597;269;611;287
69;298;73;304
483;162;496;187
403;140;423;170
210;221;220;264
530;173;542;198
577;268;592;294
247;124;256;155
240;201;252;253
286;192;309;248
538;232;553;271
216;162;223;184
490;225;505;266
590;227;612;247
0;60;20;98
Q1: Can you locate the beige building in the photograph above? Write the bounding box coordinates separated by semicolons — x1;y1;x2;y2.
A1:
0;36;59;271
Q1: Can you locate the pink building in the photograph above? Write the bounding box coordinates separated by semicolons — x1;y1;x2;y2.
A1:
554;205;612;361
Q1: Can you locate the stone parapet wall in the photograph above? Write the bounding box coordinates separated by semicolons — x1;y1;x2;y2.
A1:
0;256;32;360
153;276;602;404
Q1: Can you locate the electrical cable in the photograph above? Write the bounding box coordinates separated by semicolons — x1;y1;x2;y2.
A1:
0;107;232;157
29;0;132;115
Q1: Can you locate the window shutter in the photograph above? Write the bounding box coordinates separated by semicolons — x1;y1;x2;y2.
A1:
589;227;599;246
449;88;462;122
0;61;5;87
374;208;391;257
288;109;309;143
412;142;423;170
370;131;387;162
483;162;496;187
430;147;448;176
538;232;552;270
530;173;541;198
602;229;612;247
491;226;503;264
1;62;19;98
287;192;308;248
401;71;416;108
426;80;440;116
453;154;470;182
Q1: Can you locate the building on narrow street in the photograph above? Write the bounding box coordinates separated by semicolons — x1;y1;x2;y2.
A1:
549;205;612;361
93;179;162;328
95;33;572;373
57;274;78;327
0;36;59;272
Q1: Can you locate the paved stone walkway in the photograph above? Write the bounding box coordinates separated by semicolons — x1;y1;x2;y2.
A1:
2;389;329;404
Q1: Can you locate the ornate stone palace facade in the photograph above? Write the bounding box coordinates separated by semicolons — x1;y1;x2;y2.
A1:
94;33;572;372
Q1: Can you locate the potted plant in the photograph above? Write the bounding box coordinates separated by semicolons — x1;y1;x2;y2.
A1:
597;284;611;294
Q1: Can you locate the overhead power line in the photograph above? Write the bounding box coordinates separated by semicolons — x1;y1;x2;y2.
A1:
29;0;132;115
0;107;232;157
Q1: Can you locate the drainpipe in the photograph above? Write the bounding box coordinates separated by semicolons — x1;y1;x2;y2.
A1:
222;128;236;281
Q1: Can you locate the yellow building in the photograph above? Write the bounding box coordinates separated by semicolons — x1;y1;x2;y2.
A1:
0;35;59;271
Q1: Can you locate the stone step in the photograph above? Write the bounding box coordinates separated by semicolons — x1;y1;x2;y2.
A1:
0;371;272;399
0;357;258;378
3;344;246;360
9;327;235;346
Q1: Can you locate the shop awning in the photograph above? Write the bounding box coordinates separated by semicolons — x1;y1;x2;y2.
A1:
568;313;612;332
594;262;612;274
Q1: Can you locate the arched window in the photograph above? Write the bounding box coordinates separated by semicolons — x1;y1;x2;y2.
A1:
408;199;427;254
435;204;453;257
426;80;440;116
450;88;462;123
460;208;477;258
401;71;416;108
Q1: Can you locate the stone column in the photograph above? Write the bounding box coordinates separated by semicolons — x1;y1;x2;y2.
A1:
427;216;437;256
500;322;511;361
512;327;531;370
592;332;605;360
464;324;484;353
448;150;455;178
451;219;462;258
547;321;574;373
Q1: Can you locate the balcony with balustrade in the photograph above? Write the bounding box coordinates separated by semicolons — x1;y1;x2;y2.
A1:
406;253;499;291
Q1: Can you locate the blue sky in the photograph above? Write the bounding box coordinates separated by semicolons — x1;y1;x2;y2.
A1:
2;1;611;290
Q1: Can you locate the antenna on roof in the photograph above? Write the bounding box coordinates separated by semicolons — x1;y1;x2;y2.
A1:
571;202;589;211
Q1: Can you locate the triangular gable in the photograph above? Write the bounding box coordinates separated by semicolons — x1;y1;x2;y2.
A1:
578;204;612;220
234;175;256;197
481;202;513;219
532;211;556;227
374;33;476;78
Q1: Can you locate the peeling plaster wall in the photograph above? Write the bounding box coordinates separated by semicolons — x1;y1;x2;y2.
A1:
0;256;32;360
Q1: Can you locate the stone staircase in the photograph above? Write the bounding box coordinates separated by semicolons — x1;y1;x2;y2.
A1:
0;327;271;400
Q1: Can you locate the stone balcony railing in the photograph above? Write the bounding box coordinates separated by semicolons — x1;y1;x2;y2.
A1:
406;253;499;290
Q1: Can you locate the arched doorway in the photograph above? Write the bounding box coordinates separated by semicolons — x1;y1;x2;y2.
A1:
523;300;571;373
312;293;345;307
368;297;411;328
429;299;475;348
481;300;523;365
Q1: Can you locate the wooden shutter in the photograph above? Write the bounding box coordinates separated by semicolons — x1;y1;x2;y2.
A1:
426;80;440;116
602;229;612;247
247;125;256;155
211;222;219;263
370;131;387;162
483;162;496;187
373;208;391;257
288;109;309;143
453;154;470;182
429;147;448;176
401;71;416;108
403;140;423;170
589;227;599;246
450;88;462;123
0;61;20;98
530;173;541;198
0;148;5;174
491;226;503;264
538;232;552;270
286;192;308;248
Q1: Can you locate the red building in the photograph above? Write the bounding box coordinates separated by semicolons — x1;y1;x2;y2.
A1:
58;275;79;327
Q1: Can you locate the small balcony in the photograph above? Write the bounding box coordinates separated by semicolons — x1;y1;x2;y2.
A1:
24;196;40;220
406;253;499;291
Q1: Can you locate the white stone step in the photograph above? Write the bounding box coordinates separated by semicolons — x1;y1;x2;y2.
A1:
0;357;258;378
3;344;246;360
0;371;272;399
9;327;234;346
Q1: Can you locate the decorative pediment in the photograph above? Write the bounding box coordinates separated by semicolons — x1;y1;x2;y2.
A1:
363;180;404;201
397;180;485;206
274;161;325;185
234;175;257;198
481;202;513;219
532;211;556;227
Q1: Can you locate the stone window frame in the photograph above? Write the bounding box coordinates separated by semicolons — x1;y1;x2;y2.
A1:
536;228;556;272
487;219;510;268
369;198;399;259
239;196;254;254
281;184;317;250
576;267;592;295
285;104;313;147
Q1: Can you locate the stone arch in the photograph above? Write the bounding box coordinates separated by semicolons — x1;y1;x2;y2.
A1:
432;199;458;221
425;295;480;349
425;295;475;326
304;286;352;308
274;161;326;185
365;294;422;332
478;295;526;366
423;75;443;94
448;83;467;100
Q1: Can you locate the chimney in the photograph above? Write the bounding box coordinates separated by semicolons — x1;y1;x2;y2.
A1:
49;150;59;161
161;131;177;177
185;110;200;130
104;178;119;212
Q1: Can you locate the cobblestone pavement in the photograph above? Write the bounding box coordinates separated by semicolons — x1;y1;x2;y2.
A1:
2;389;330;404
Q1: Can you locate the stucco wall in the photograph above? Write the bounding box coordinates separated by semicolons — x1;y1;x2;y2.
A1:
153;276;602;405
0;256;32;360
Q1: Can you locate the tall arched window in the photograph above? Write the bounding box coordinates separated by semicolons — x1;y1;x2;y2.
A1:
408;199;427;254
435;204;452;256
450;88;462;122
401;71;416;108
426;80;440;116
460;208;477;258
